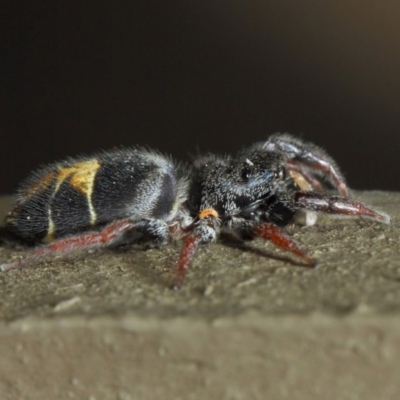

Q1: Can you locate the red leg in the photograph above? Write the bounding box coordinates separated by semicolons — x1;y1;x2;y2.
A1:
174;234;201;288
1;219;139;272
294;192;390;224
254;223;315;266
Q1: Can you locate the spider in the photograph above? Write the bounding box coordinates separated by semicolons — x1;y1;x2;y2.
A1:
1;134;390;287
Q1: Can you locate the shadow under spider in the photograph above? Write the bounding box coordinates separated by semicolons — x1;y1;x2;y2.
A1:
219;231;315;268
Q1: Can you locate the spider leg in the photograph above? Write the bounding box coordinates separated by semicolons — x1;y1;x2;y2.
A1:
264;134;349;196
174;218;219;288
1;218;170;272
286;160;324;191
253;223;315;266
294;191;390;224
174;234;202;288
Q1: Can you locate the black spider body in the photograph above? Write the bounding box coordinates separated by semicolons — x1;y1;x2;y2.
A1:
1;135;390;286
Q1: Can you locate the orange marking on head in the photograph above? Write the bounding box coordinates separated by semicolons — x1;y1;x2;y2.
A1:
198;208;219;220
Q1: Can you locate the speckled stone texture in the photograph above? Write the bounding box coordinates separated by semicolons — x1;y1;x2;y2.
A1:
0;191;398;400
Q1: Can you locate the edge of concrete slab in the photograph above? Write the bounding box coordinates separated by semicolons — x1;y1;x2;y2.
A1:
1;312;400;400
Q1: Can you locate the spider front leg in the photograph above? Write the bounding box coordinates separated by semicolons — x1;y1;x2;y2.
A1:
264;134;349;196
294;191;390;224
1;218;171;272
174;217;219;288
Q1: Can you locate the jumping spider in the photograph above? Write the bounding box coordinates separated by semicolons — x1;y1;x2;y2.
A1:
2;134;390;286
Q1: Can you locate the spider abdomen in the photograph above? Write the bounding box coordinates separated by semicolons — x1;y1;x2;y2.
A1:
5;149;182;243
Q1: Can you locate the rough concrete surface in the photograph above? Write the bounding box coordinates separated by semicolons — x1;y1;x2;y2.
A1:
0;191;399;399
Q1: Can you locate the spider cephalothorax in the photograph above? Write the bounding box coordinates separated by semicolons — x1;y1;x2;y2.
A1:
175;135;389;286
1;135;390;287
189;148;294;222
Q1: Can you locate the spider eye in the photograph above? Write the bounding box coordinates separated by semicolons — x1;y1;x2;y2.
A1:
240;166;252;181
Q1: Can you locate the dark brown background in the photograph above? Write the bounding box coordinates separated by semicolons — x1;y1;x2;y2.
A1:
1;1;399;193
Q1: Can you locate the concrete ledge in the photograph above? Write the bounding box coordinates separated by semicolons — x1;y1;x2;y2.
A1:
1;313;400;400
0;191;399;399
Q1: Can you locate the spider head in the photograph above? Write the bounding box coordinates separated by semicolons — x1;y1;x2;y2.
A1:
188;149;295;223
